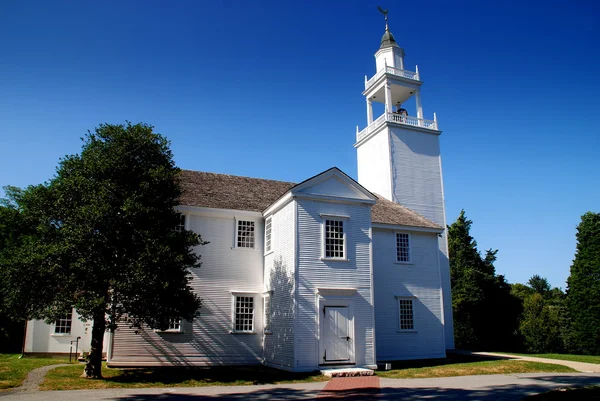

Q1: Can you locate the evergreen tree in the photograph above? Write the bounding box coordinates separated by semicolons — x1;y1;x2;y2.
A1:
448;210;521;350
0;123;204;377
565;212;600;355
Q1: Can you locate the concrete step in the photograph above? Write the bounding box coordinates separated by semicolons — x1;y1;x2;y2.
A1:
320;367;374;377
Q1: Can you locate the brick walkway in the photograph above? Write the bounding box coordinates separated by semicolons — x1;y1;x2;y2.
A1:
317;376;380;399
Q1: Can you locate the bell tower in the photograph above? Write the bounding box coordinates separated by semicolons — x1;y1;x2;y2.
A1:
355;11;454;349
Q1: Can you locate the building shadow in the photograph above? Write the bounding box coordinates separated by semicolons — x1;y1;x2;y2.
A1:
110;374;600;400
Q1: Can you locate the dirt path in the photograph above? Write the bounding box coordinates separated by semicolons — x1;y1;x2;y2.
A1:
9;364;71;393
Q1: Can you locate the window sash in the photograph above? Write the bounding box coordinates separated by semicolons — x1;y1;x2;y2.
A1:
396;233;410;262
174;214;186;233
398;299;414;330
237;220;255;248
265;218;272;253
54;311;73;334
324;219;345;259
234;296;255;332
168;319;181;331
264;294;272;332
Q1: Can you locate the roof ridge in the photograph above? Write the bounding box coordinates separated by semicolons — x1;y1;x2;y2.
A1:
181;169;296;185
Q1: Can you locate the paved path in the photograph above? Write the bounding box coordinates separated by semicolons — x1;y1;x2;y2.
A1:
459;351;600;373
318;376;379;399
1;373;599;400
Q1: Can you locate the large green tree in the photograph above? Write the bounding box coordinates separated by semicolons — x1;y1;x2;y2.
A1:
515;275;565;353
565;212;600;355
0;122;204;377
448;210;521;350
0;201;30;352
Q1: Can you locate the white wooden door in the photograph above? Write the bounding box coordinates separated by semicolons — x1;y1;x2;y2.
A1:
323;306;351;362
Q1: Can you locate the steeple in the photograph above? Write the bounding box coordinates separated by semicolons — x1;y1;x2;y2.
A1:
354;10;454;350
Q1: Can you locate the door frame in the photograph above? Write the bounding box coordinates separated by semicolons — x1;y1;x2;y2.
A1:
317;292;356;366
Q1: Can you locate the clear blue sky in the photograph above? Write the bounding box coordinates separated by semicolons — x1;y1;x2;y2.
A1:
1;0;599;289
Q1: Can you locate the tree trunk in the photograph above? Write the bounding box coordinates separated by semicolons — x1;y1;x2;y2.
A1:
82;309;106;378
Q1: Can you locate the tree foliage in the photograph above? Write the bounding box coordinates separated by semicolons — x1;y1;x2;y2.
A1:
565;212;600;355
516;275;565;353
0;122;204;377
448;210;521;351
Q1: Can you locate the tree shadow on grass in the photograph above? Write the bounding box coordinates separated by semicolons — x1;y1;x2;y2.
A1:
104;366;324;386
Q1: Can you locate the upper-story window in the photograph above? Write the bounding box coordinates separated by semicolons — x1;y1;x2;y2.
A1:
396;232;411;262
265;217;272;253
324;218;346;259
174;214;185;233
237;220;255;248
54;311;73;334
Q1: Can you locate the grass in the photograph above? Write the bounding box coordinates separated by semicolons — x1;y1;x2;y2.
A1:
39;354;580;391
40;363;328;391
493;353;600;365
0;354;72;391
376;354;576;379
523;386;600;400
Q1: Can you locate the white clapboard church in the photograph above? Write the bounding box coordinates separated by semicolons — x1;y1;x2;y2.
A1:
25;20;454;372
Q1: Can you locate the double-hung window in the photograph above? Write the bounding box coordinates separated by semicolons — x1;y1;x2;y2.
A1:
237;220;255;248
233;294;256;333
167;319;182;332
396;297;415;331
263;292;272;333
265;217;272;253
174;214;186;233
396;232;411;263
54;311;73;335
323;218;346;260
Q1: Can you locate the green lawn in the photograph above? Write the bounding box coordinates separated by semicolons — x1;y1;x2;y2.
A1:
377;354;575;379
39;354;579;391
523;386;600;400
0;354;72;391
41;363;328;391
494;353;600;365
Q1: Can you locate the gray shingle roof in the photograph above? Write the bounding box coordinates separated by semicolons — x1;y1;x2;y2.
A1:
178;170;441;230
370;194;441;229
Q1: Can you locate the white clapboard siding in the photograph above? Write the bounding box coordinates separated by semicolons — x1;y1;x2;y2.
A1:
263;201;296;369
356;128;392;201
25;312;109;355
388;125;454;349
294;199;375;370
109;211;265;367
373;228;445;360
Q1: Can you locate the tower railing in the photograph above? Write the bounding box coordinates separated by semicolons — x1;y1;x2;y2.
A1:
356;112;438;142
365;66;419;91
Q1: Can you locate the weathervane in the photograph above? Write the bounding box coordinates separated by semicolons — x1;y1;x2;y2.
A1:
377;6;389;30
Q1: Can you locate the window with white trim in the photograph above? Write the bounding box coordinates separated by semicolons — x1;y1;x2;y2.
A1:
233;295;255;332
167;319;181;332
54;311;72;334
263;293;272;333
398;298;415;331
174;214;185;233
396;233;411;262
155;318;183;333
324;219;345;259
237;220;255;248
265;217;272;253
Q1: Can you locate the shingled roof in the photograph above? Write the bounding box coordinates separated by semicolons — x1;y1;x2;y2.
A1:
178;170;441;230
